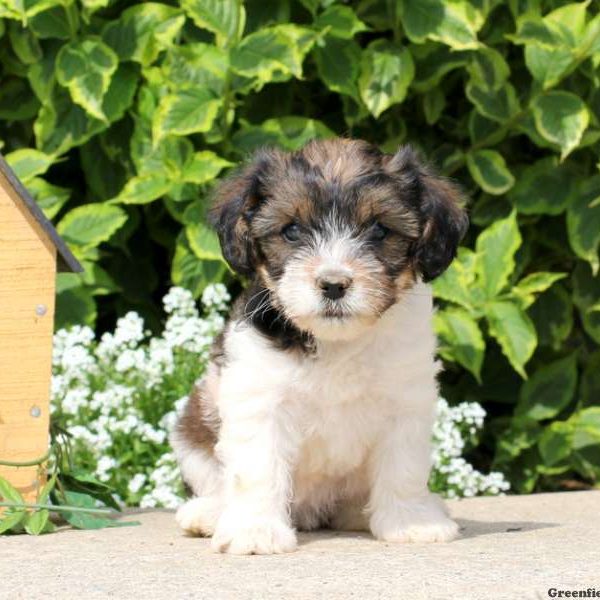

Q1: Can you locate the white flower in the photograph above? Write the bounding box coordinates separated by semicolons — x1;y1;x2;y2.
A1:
115;348;147;373
432;397;510;498
96;456;118;482
163;287;198;318
61;388;90;415
202;283;230;313
128;473;147;494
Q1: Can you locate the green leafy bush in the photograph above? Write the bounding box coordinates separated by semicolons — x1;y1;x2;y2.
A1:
0;0;599;493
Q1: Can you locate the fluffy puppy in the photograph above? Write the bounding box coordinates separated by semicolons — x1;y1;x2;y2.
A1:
170;138;468;555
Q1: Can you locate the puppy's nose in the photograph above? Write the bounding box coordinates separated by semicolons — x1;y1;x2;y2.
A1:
317;276;352;300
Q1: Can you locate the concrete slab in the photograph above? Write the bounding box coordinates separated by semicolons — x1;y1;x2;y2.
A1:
2;491;599;600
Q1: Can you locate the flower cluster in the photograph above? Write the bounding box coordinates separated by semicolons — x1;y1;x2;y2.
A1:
430;398;510;498
50;285;230;508
52;285;508;508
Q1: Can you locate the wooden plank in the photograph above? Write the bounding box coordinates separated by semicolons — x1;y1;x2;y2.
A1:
0;175;56;504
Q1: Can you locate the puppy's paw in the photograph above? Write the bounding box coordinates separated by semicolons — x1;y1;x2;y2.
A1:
176;497;220;536
212;514;297;555
375;517;459;543
370;494;459;544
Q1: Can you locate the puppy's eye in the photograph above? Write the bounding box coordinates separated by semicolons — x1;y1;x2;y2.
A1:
282;223;301;242
370;222;389;241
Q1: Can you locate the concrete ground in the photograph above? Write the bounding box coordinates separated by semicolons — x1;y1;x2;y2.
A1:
2;491;599;600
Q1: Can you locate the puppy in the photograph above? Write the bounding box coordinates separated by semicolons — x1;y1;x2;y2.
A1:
171;138;468;554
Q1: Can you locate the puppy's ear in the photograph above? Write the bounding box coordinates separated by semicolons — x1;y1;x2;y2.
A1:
386;146;469;282
209;150;276;276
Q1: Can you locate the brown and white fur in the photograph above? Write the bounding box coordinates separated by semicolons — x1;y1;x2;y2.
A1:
170;139;468;554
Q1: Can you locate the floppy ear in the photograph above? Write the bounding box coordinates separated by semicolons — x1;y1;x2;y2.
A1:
386;146;469;282
209;150;274;276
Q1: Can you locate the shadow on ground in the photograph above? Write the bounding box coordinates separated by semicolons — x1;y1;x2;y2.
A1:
456;518;557;540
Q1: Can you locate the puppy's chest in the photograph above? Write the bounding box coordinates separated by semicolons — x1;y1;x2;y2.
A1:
289;351;394;476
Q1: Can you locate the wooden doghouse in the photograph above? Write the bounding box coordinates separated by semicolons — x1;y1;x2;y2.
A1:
0;152;81;502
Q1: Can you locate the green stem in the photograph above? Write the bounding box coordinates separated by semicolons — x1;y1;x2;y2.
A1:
0;502;113;515
0;450;51;467
219;0;244;153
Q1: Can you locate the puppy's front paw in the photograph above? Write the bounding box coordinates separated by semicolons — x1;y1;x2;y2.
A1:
370;494;459;544
176;497;220;536
212;514;297;555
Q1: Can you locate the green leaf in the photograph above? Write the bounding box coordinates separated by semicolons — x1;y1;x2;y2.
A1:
56;37;119;121
37;472;57;504
35;64;138;155
161;43;228;94
572;407;600;479
181;0;245;47
486;300;537;378
314;36;361;100
112;174;171;205
475;211;522;298
567;175;600;274
232;117;334;153
400;0;482;49
29;5;79;40
573;406;600;445
182;151;232;185
186;221;223;262
4;148;54;182
358;40;414;118
538;421;573;467
581;352;600;407
102;3;185;66
55;285;97;329
8;23;42;64
0;475;24;504
0;474;28;531
511;272;567;308
509;157;575;215
494;419;542;465
531;92;590;160
230;24;316;89
467;46;510;92
434;307;485;381
81;0;110;19
466;149;515;195
172;236;227;298
0;508;26;534
0;77;40;121
573;263;600;344
60;491;138;530
468;111;506;146
57;204;127;247
432;247;477;310
517;354;577;420
466;81;520;123
512;3;592;88
411;43;468;92
422;88;446;126
152;89;221;143
314;5;368;39
525;45;574;90
529;284;573;350
60;471;120;511
24;509;51;535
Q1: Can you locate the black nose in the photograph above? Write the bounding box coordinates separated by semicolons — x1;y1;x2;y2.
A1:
318;278;351;300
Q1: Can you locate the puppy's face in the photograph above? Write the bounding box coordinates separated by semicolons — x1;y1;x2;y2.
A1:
211;139;468;341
